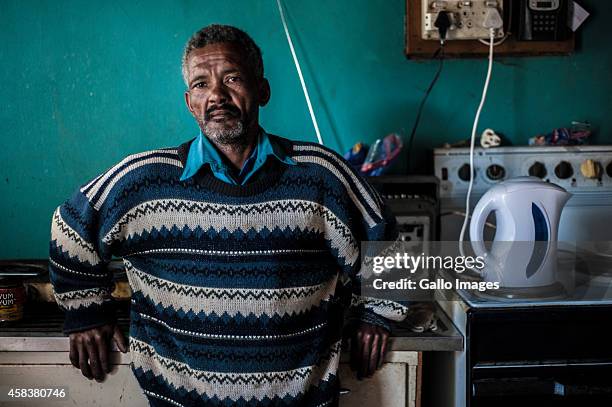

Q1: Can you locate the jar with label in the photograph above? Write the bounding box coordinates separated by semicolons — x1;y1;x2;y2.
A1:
0;277;26;322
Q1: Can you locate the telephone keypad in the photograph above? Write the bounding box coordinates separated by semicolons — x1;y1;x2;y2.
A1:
533;13;556;31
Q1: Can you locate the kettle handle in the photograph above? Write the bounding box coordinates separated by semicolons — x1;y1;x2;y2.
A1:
469;194;495;259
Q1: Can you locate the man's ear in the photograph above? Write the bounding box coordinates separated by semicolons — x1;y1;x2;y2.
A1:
258;78;271;107
184;91;195;115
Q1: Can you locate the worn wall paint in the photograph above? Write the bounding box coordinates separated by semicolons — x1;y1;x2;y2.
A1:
1;0;610;258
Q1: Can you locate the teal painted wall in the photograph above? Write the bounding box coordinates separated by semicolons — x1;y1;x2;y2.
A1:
1;0;610;258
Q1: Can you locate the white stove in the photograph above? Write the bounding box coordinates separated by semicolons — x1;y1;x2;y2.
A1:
426;145;612;406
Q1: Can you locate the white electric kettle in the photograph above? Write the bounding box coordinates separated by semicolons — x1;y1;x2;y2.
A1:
470;177;571;288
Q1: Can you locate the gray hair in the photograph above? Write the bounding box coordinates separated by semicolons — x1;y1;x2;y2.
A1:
181;24;264;86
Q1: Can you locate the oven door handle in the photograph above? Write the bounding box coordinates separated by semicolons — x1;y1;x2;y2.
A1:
473;376;612;398
472;377;565;398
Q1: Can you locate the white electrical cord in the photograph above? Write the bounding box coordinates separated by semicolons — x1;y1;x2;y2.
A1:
459;28;495;257
276;0;324;145
478;33;510;47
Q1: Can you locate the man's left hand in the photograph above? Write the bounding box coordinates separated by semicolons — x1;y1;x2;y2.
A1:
349;322;389;380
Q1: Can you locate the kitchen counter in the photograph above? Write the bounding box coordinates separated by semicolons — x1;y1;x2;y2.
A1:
0;302;462;353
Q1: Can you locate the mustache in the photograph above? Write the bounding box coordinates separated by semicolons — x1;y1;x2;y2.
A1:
203;104;241;120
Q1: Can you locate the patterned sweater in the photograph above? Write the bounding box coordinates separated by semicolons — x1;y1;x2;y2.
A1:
49;135;409;407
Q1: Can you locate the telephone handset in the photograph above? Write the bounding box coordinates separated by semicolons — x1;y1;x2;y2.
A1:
517;0;569;41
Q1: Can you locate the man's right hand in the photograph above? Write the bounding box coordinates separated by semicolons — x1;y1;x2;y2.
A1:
69;324;128;382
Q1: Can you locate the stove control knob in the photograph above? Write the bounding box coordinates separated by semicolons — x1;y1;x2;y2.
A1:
554;161;573;179
580;159;602;179
458;163;473;182
528;161;547;178
607;162;612;178
485;164;505;181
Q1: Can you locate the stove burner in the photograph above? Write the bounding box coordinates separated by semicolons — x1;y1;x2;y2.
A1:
472;282;567;301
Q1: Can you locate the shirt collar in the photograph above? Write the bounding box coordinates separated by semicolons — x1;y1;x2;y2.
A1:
179;128;296;182
258;130;296;167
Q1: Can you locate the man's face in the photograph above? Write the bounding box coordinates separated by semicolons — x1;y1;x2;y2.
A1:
184;43;269;146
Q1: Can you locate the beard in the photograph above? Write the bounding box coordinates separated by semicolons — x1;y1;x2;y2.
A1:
203;119;245;145
196;104;248;146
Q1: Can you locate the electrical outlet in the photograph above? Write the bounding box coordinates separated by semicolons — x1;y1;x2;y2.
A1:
421;0;505;41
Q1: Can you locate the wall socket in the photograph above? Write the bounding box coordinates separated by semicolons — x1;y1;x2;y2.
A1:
421;0;505;41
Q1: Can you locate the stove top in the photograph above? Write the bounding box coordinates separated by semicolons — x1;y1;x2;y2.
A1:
456;279;612;309
438;262;612;309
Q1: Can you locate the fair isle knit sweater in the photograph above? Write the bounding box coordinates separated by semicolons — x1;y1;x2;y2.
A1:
49;134;409;407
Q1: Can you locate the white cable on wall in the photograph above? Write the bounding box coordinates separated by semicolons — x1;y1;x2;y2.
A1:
459;28;496;255
276;0;324;145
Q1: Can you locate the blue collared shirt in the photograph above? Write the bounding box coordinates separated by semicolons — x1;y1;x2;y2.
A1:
179;130;296;184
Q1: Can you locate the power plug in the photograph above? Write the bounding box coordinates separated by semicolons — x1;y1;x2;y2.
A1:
434;11;452;44
483;7;503;30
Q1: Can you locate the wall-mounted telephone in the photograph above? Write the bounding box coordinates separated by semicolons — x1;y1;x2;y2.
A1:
517;0;569;41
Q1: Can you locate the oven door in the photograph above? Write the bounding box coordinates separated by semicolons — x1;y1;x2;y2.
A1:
469;306;612;406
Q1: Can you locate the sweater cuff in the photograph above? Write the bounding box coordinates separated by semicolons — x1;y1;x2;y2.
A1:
350;308;393;333
62;301;117;334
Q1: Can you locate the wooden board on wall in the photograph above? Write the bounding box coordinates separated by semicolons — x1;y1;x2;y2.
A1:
405;0;575;59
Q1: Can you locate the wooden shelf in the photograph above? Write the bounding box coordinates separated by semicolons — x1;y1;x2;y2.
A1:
405;0;575;59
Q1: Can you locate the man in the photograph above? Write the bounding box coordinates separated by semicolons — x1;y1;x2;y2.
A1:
49;24;408;407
